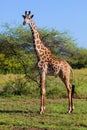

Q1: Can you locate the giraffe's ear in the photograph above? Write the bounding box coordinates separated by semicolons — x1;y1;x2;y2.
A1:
31;15;34;19
28;11;31;14
25;11;27;14
22;15;25;18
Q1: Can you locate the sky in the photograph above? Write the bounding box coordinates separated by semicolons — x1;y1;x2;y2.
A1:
0;0;87;48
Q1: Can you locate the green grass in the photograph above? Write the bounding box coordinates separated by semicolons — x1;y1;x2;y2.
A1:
0;69;87;129
74;68;87;98
0;96;87;130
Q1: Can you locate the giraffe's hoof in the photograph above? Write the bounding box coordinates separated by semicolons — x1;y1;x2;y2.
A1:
68;108;74;114
68;110;72;114
40;106;46;115
40;110;43;115
40;111;42;115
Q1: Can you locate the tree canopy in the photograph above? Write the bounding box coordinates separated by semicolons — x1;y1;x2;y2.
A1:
0;24;87;75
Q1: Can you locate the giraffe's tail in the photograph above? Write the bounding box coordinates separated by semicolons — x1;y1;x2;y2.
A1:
72;84;75;97
70;68;75;97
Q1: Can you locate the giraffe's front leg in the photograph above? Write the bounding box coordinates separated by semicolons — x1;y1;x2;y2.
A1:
40;70;46;115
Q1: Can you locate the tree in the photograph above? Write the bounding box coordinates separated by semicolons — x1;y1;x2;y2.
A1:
0;23;87;75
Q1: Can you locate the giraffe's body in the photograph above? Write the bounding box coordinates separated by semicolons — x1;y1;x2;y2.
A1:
22;11;75;114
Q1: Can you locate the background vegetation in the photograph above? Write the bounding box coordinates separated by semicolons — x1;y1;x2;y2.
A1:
0;24;87;74
0;24;87;99
0;24;87;129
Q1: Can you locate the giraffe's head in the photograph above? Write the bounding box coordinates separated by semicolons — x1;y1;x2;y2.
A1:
22;11;34;25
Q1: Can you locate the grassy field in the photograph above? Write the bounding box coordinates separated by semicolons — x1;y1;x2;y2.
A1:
0;97;87;130
0;68;87;129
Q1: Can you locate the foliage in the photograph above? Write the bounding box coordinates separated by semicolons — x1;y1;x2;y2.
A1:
0;25;87;86
0;75;40;97
0;68;87;99
0;24;87;76
2;78;27;96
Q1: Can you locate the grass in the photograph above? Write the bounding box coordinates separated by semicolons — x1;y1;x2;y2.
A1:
0;68;87;129
74;68;87;98
0;97;87;130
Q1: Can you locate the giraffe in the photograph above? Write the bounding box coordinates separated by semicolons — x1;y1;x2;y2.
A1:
22;11;75;114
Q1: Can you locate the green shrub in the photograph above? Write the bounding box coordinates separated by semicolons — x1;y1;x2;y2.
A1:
1;77;40;97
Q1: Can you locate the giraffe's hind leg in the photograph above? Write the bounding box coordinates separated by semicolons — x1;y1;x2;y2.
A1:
65;80;74;113
60;75;74;113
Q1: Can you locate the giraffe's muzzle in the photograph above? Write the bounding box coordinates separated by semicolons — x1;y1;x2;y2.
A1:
23;21;26;25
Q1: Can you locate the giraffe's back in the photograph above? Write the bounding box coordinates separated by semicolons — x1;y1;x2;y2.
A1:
47;56;72;78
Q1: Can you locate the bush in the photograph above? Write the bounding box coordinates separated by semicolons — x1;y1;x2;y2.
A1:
1;77;40;97
2;78;26;96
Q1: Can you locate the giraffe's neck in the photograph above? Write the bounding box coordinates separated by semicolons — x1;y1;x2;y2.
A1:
28;19;51;60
